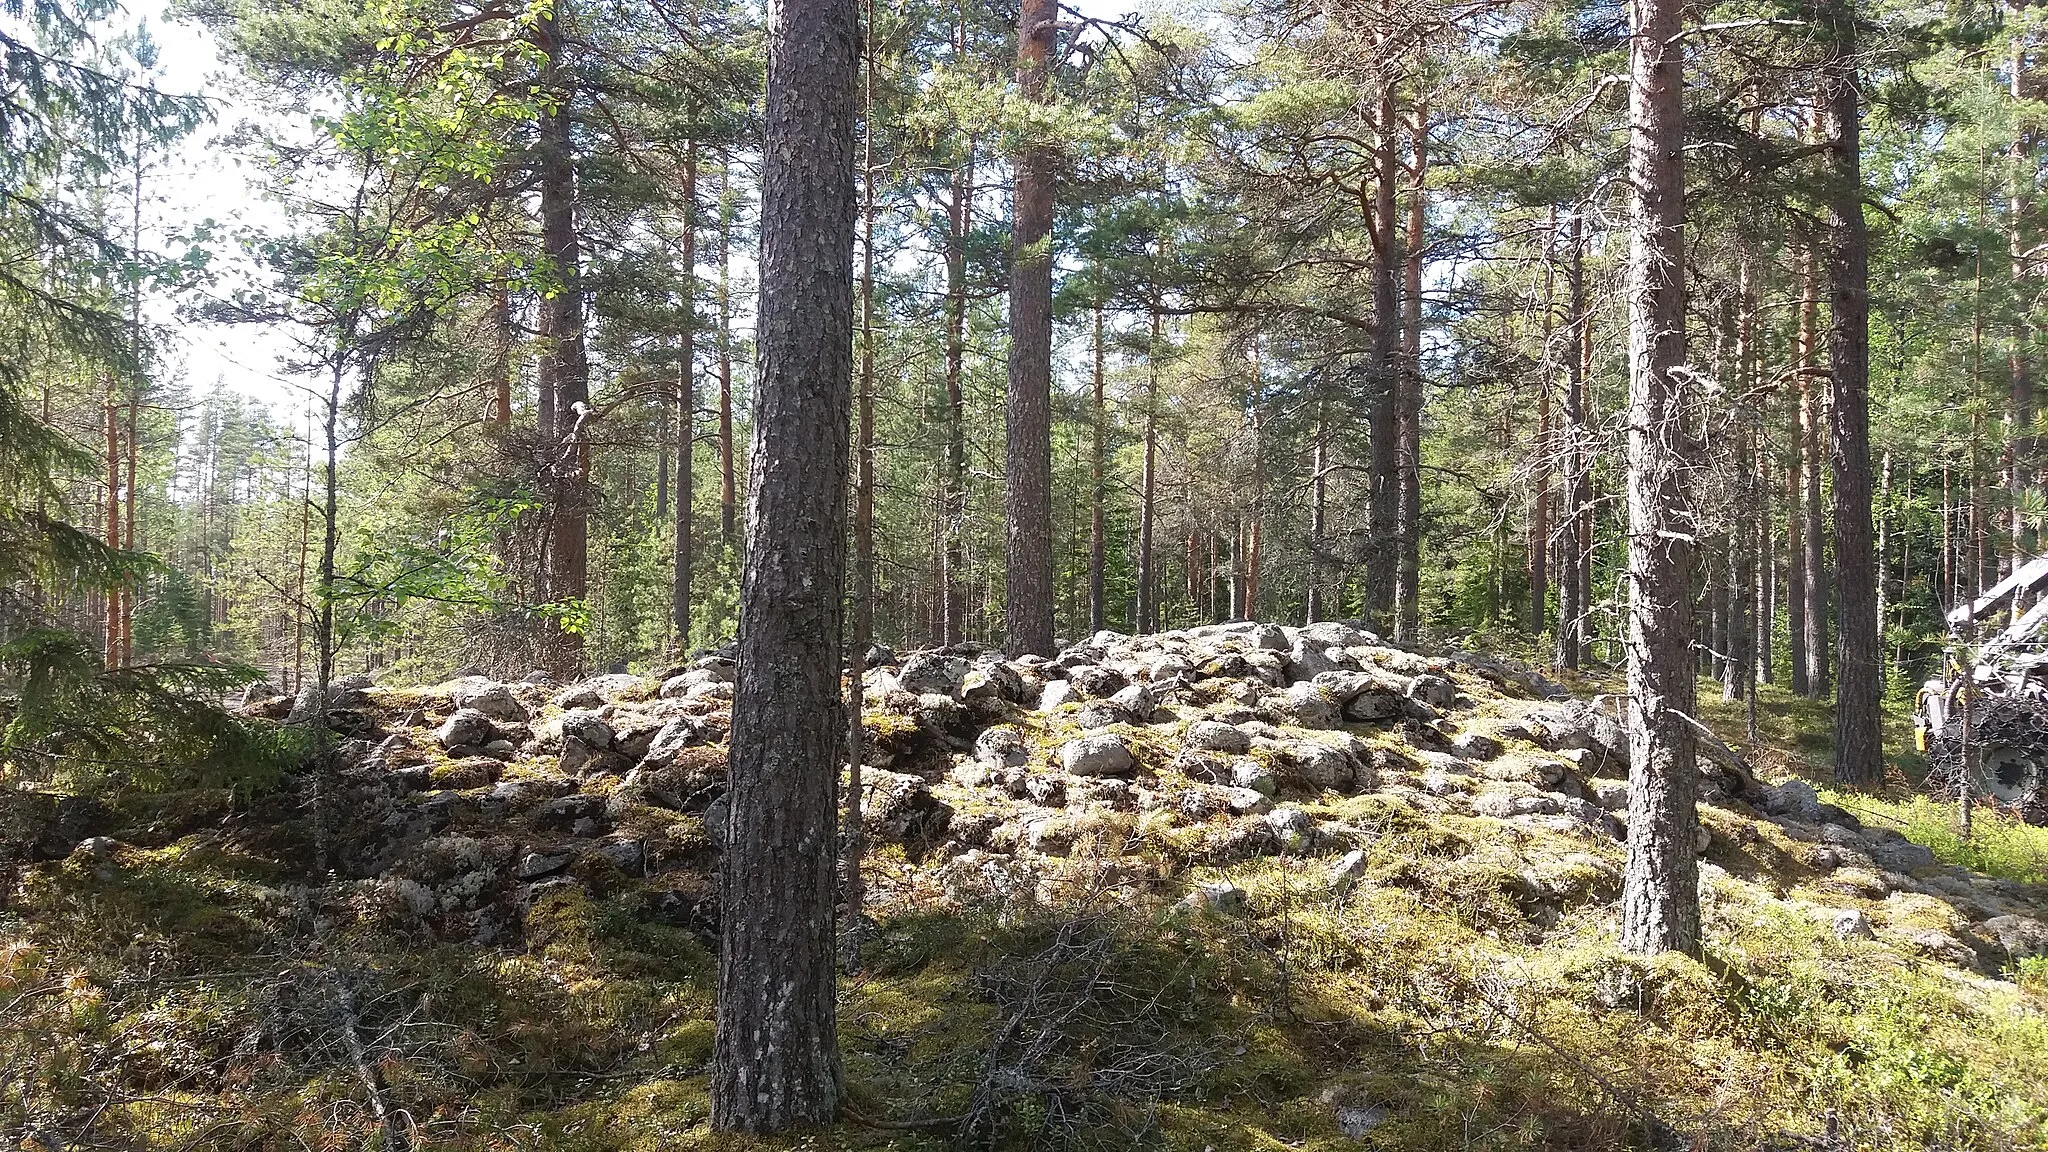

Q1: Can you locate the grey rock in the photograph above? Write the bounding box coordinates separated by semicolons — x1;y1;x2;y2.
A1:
659;669;728;699
1406;673;1458;710
1186;720;1252;754
1981;914;2048;963
1284;682;1342;729
1184;880;1247;913
1446;731;1503;760
1328;848;1370;891
1068;664;1129;699
897;652;971;698
1038;679;1076;712
1060;734;1136;777
1829;909;1875;940
1109;682;1156;719
1232;759;1279;797
703;795;729;849
559;711;614;750
436;708;497;751
1866;835;1937;874
454;682;527;721
1072;704;1122;730
1223;786;1273;815
553;673;646;709
963;661;1026;703
517;850;574;880
592;839;647;874
1342;688;1403;722
975;725;1032;768
1279;741;1353;791
1762;779;1828;823
1265;806;1313;851
1286;638;1355;681
1336;1105;1388;1140
1299;621;1372;649
638;719;701;769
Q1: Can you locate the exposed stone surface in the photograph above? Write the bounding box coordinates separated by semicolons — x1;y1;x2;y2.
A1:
1061;735;1136;777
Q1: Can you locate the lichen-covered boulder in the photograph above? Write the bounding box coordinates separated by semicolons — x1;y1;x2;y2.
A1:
1060;734;1136;777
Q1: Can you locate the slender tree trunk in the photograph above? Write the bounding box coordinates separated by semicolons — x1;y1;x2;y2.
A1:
1089;300;1107;632
1531;209;1555;636
1248;331;1266;621
535;2;590;660
104;388;120;665
1825;17;1883;786
1800;234;1830;696
1618;0;1700;958
942;144;974;644
2010;24;2036;586
1367;83;1401;633
718;155;738;546
1577;299;1596;665
491;288;513;431
1307;405;1327;624
845;21;878;959
1788;273;1810;697
710;0;855;1127
674;137;698;647
1138;300;1160;632
1557;209;1587;668
1395;102;1427;644
1729;252;1759;703
1004;0;1057;656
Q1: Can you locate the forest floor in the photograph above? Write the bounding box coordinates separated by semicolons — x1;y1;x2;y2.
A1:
3;626;2046;1152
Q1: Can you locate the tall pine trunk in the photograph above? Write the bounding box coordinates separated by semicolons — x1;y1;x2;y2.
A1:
673;138;697;647
710;0;856;1128
1825;7;1883;785
1557;209;1588;669
1618;0;1701;958
718;155;738;546
1004;0;1057;656
535;2;590;662
1367;84;1401;633
1089;300;1107;632
1395;102;1427;643
845;22;879;957
1800;235;1830;695
942;140;973;644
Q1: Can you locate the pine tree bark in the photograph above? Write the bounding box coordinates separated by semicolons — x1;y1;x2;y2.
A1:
1004;0;1057;656
1800;235;1830;695
709;0;855;1127
1089;301;1107;632
1531;211;1555;636
1138;298;1161;632
1557;209;1587;669
845;23;878;956
718;155;738;546
1824;6;1883;786
1395;103;1426;644
1787;267;1810;697
673;137;697;647
942;142;973;644
1727;253;1758;702
1618;0;1701;958
1367;84;1401;633
535;2;590;657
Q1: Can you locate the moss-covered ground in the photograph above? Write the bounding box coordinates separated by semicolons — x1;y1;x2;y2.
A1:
2;671;2045;1150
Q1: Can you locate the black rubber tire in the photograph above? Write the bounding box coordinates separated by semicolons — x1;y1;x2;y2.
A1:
1925;695;2048;825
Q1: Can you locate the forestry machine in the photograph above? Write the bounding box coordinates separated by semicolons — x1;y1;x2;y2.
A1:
1919;556;2048;824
